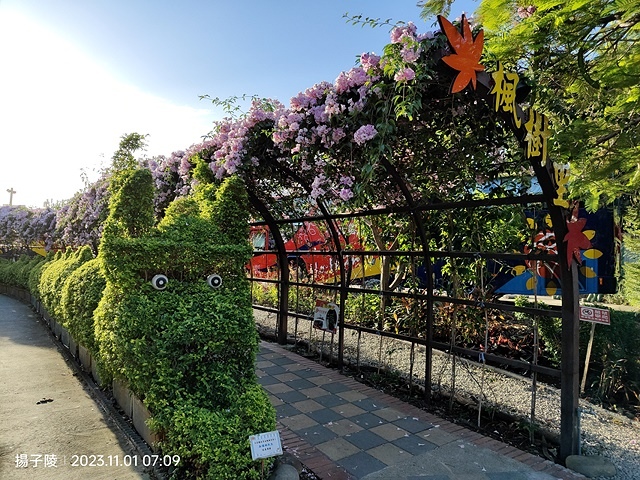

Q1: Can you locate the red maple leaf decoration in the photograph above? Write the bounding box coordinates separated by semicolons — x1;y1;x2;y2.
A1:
438;15;485;93
564;217;592;268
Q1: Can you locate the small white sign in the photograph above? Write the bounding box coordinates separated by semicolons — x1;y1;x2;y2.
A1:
249;430;282;460
313;300;339;333
579;306;610;325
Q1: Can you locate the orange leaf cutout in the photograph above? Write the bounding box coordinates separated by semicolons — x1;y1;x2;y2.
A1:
438;15;485;93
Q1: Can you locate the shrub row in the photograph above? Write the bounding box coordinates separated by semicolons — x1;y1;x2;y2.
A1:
0;170;275;479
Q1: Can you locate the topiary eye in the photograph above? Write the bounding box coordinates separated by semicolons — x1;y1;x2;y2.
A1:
151;274;168;290
207;274;222;289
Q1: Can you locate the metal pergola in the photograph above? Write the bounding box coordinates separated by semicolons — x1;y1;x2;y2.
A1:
244;16;582;463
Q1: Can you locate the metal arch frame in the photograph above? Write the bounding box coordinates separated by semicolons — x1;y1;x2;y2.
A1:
246;189;290;345
246;162;349;359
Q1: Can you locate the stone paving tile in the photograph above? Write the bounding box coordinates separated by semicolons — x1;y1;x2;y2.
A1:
275;372;302;382
353;397;384;411
350;412;385;428
370;422;410;441
264;383;294;394
296;425;338;446
343;429;387;450
325;419;363;436
292;399;325;413
367;442;414;466
270;356;297;366
331;402;366;418
418;427;458;446
299;386;330;398
277;390;309;403
337;390;368;402
314;393;348;408
256;360;275;369
316;437;361;461
262;365;289;375
340;451;387;477
307;407;345;425
392;416;434;433
372;407;405;421
267;393;284;406
275;403;302;418
287;378;317;390
282;362;310;372
279;413;318;431
322;381;352;393
257;375;280;386
307;374;335;385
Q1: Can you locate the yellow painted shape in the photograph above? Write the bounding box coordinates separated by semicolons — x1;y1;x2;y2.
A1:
527;218;535;230
580;266;597;278
545;281;557;296
583;249;603;259
512;265;527;275
583;230;596;240
526;276;537;291
544;214;553;227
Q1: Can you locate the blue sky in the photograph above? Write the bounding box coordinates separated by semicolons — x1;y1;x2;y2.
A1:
0;0;477;208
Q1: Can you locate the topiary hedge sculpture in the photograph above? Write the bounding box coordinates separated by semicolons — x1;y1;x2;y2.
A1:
94;168;275;479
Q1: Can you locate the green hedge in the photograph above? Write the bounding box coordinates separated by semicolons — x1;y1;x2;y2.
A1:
0;255;45;288
95;170;274;478
38;246;94;323
61;258;106;356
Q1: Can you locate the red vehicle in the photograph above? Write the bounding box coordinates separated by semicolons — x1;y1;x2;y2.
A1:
248;222;381;283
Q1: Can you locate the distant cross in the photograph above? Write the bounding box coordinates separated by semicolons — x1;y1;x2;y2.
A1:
6;188;16;205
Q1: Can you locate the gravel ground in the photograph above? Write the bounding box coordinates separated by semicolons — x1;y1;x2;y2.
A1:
255;310;640;480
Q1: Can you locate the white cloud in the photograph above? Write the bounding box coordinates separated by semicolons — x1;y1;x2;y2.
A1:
0;10;216;208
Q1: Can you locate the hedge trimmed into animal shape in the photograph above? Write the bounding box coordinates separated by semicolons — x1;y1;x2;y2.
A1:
94;168;275;479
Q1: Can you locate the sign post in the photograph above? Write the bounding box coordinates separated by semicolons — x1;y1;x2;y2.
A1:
249;430;283;479
579;306;611;393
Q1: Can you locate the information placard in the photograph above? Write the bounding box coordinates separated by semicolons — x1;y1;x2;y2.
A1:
313;300;339;333
579;306;610;325
249;430;282;460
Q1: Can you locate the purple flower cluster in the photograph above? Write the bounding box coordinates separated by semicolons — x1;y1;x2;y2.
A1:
0;205;57;251
394;68;416;83
145;150;193;217
55;175;110;252
353;125;378;145
180;20;445;205
517;5;537;19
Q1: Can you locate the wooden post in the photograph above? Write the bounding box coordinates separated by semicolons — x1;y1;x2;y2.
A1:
581;322;597;394
560;260;581;462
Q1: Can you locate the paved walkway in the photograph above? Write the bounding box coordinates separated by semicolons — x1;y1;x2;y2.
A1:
257;341;586;480
0;294;152;479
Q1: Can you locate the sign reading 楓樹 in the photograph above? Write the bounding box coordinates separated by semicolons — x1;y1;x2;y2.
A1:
579;306;610;325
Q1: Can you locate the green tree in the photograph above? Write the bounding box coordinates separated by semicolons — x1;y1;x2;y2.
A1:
421;0;640;303
421;0;640;208
110;132;148;173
